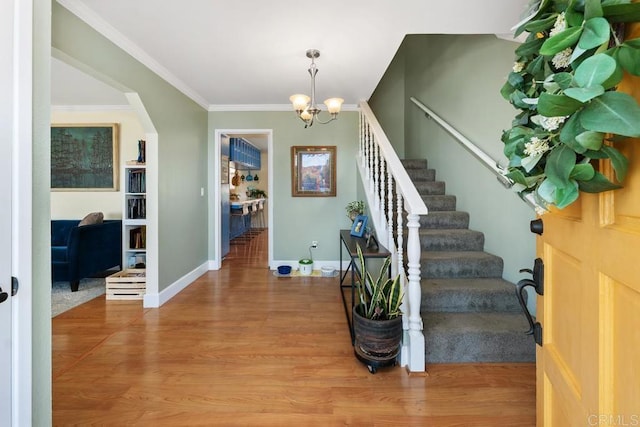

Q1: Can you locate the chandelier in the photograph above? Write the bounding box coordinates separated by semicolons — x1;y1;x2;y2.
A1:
289;49;344;128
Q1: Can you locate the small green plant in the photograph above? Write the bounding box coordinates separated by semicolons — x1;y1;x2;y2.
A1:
345;200;365;221
355;244;403;320
247;188;267;198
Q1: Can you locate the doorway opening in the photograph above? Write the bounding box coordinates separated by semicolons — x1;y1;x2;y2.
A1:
214;130;273;270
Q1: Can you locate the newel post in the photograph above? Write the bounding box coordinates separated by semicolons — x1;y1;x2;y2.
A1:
403;213;425;372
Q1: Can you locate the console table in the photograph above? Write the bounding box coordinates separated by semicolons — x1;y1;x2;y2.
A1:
339;229;391;344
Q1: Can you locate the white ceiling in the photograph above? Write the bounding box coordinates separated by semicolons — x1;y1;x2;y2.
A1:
53;0;529;112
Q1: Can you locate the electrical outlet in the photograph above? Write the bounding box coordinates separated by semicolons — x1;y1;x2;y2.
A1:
311;240;318;248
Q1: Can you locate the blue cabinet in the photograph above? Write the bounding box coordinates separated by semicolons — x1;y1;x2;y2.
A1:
230;137;261;169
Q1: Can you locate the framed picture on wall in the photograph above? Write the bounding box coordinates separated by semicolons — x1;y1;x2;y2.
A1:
291;145;336;197
51;123;119;191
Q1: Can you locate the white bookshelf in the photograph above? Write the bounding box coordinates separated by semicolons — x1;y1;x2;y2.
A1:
123;162;147;269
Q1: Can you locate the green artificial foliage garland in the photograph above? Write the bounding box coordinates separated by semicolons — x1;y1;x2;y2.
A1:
501;0;640;210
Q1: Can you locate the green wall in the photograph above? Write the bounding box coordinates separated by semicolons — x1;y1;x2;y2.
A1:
208;111;359;262
52;3;209;291
370;34;536;285
369;47;406;156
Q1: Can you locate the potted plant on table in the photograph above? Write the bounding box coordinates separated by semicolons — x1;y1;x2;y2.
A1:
345;200;365;222
352;244;403;373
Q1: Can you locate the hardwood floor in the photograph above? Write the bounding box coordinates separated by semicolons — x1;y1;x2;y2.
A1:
52;229;536;426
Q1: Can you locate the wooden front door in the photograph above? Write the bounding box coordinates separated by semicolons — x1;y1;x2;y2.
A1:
536;25;640;427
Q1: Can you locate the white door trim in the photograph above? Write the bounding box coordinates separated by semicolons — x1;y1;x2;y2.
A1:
12;0;34;424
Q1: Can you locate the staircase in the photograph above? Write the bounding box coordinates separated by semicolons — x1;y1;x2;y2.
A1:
402;159;535;363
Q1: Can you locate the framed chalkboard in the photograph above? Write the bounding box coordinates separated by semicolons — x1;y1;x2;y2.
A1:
51;124;119;191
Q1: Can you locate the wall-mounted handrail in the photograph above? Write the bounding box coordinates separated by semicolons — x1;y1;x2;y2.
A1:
410;97;513;188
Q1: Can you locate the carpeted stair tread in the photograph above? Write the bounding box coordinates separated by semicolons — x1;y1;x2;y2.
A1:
421;278;521;312
421;251;504;279
419;229;484;251
414;181;445;195
401;159;429;169
422;195;457;211
407;168;436;182
419;211;469;229
424;312;535;363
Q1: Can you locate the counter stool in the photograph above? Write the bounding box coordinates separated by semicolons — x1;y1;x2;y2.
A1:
248;201;260;235
256;199;265;229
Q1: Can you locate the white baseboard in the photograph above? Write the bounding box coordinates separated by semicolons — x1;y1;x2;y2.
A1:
143;261;209;308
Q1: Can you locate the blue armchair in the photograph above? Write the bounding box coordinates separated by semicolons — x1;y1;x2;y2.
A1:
51;220;122;292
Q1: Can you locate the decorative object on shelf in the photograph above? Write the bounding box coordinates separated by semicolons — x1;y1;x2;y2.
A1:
51;123;119;191
289;49;344;128
345;200;365;222
353;243;403;373
501;0;640;211
350;214;368;238
137;139;146;164
366;231;379;250
291;145;337;197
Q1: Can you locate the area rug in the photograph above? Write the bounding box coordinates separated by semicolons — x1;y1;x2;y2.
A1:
51;278;106;317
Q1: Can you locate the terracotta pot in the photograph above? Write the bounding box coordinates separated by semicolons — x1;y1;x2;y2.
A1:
353;305;402;360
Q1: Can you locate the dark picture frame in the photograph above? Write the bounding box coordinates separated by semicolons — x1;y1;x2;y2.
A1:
291;145;336;197
51;123;119;191
350;214;368;237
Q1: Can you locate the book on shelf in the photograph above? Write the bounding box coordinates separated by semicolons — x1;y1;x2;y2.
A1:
127;197;146;219
129;226;146;249
127;169;146;193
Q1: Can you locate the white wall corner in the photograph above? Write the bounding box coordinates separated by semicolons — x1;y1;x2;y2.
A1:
143;261;209;308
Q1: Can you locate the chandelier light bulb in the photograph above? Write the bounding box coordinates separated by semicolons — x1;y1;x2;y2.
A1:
324;98;344;114
300;109;313;121
289;94;310;112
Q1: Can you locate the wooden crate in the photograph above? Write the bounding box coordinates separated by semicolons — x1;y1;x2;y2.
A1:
106;268;146;300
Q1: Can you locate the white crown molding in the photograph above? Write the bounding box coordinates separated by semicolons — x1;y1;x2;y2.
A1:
56;0;209;110
208;103;359;112
51;104;132;112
